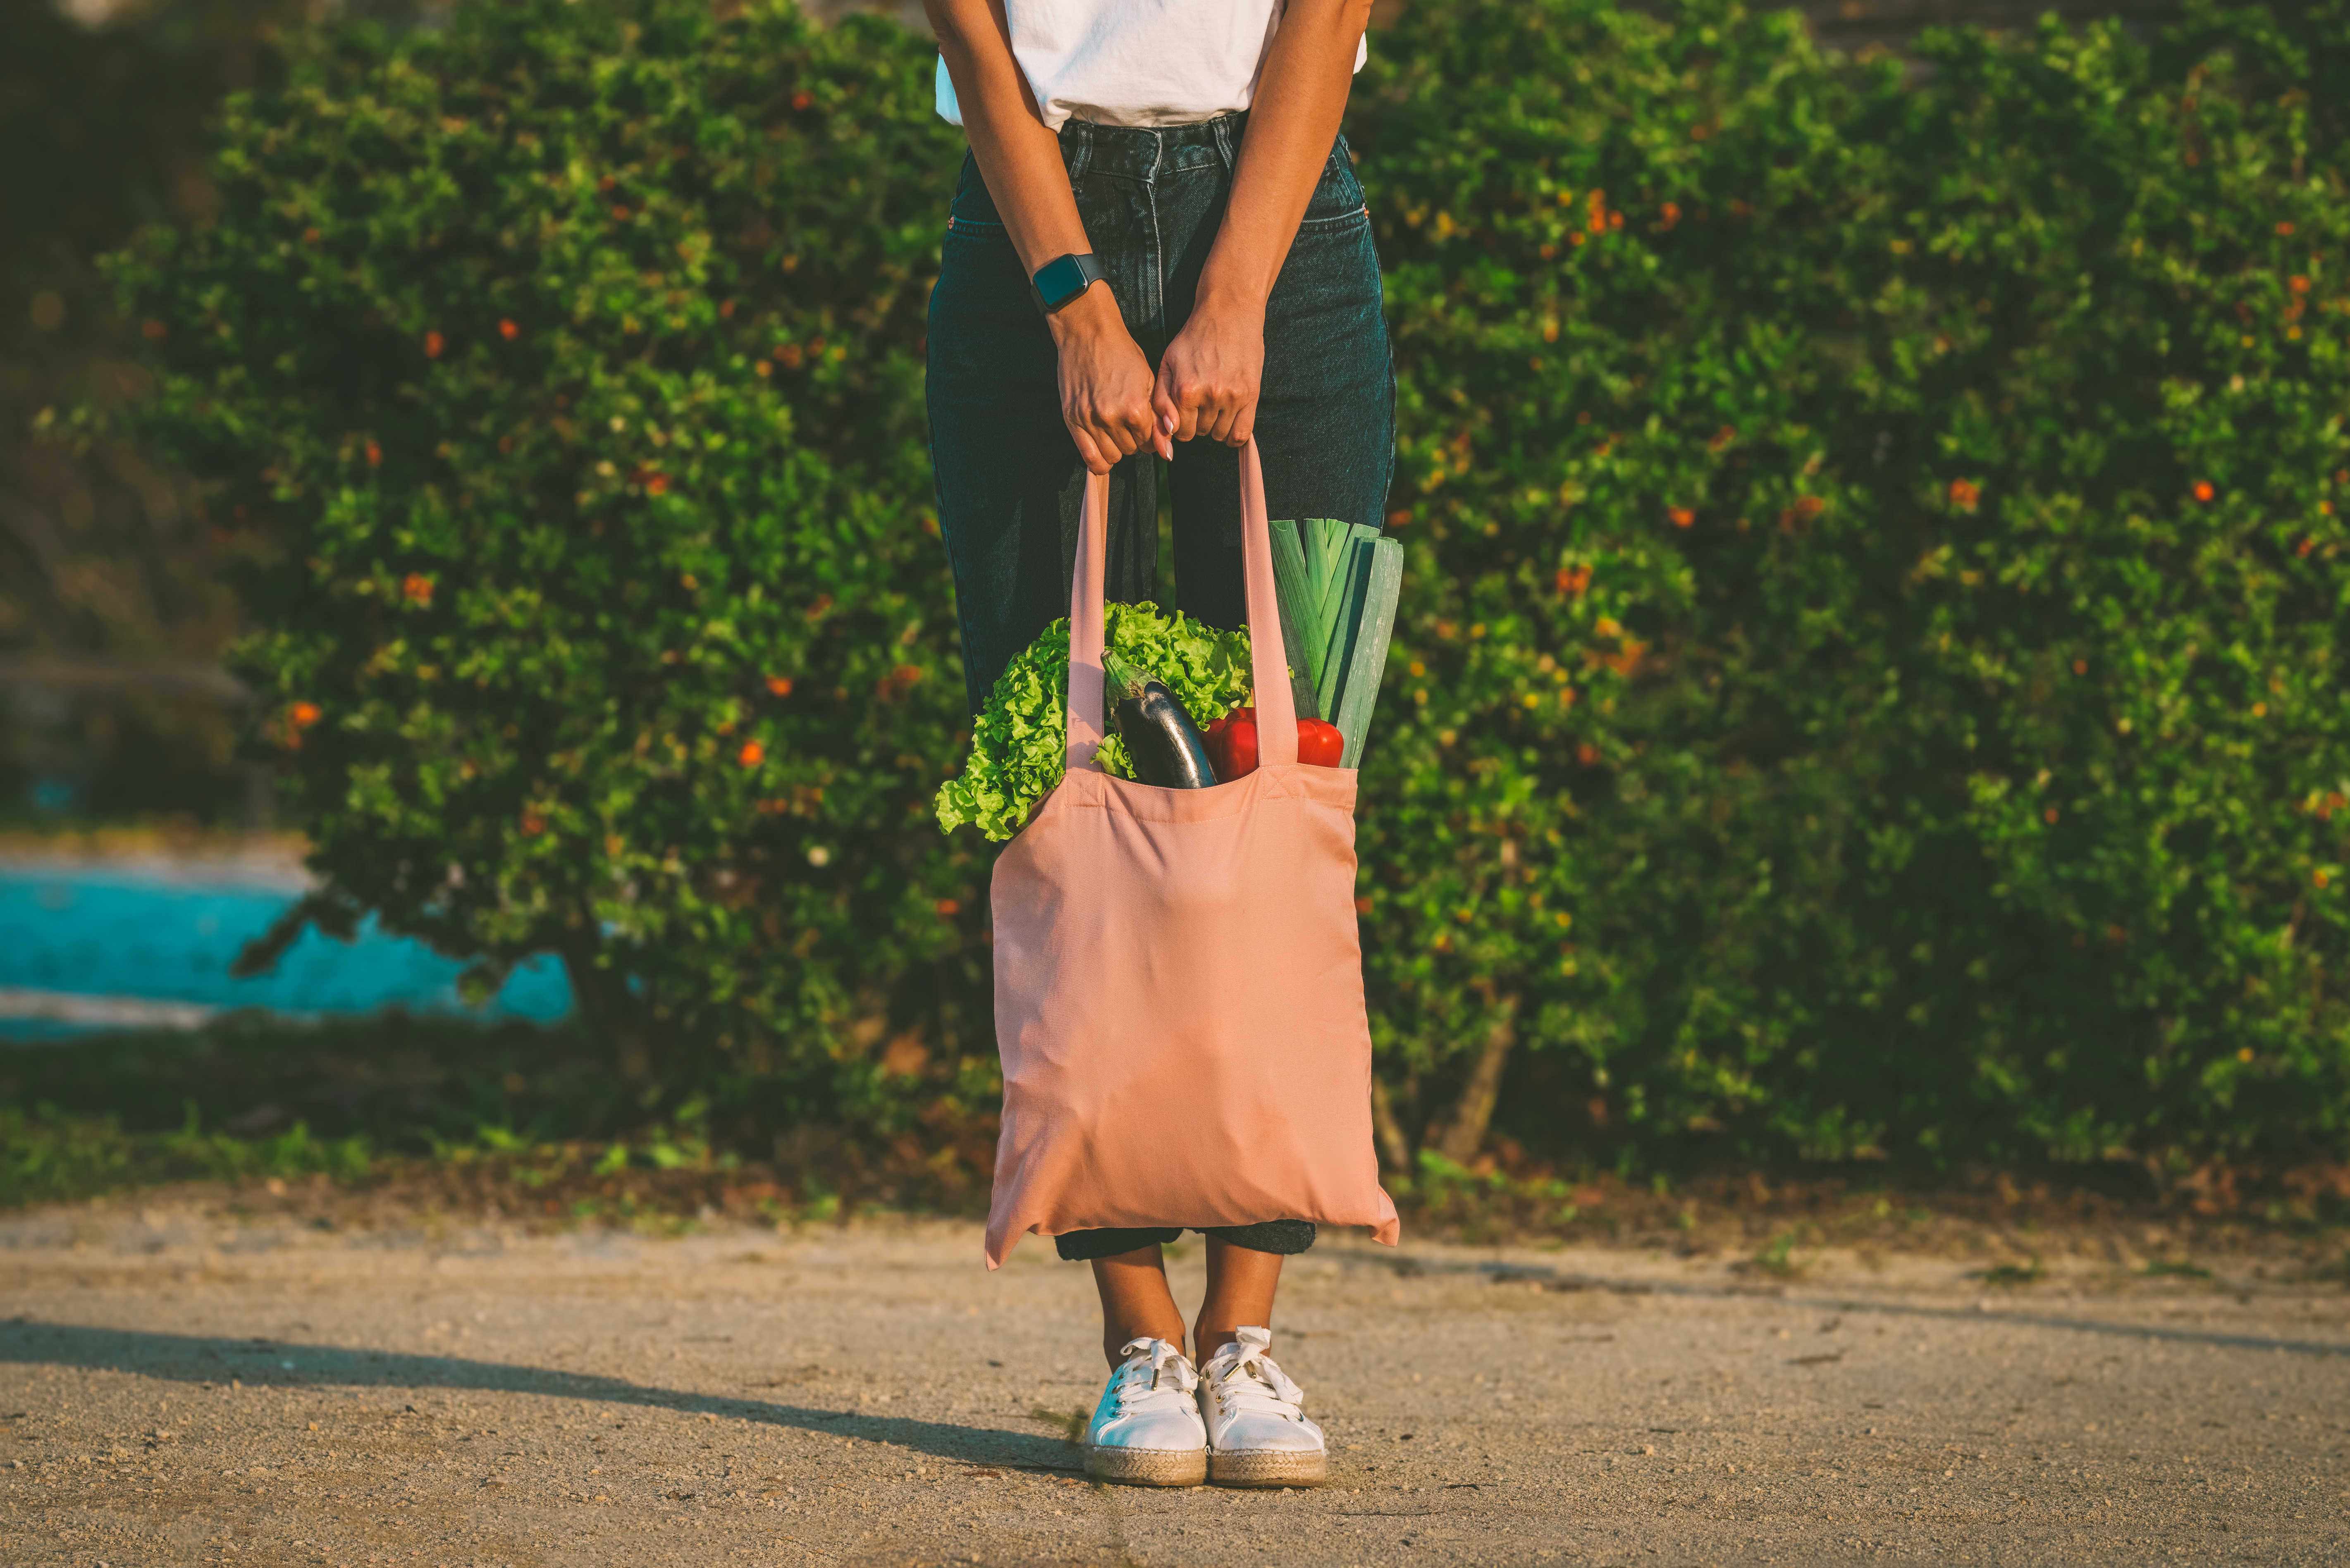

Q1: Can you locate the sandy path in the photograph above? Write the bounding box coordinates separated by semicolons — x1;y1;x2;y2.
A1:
2;1205;2346;1566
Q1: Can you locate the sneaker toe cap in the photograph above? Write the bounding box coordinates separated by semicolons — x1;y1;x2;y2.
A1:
1092;1405;1206;1452
1217;1414;1326;1453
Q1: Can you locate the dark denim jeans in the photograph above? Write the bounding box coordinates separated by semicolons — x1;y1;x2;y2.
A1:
1054;1220;1318;1263
927;115;1394;1261
926;112;1397;716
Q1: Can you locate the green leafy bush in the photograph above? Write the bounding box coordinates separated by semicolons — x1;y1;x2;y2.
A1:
110;0;993;1122
1353;0;2350;1167
116;0;2350;1173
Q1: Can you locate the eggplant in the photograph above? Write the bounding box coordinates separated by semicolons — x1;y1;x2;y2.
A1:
1101;650;1218;789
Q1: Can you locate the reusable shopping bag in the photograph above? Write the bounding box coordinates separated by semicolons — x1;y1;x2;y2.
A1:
982;440;1401;1267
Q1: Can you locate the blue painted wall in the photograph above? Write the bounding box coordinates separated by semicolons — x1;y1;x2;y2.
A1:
0;866;573;1041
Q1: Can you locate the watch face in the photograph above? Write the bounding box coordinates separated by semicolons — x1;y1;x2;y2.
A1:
1034;254;1096;312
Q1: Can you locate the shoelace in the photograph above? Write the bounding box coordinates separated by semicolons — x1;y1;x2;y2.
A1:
1202;1325;1305;1418
1113;1336;1199;1405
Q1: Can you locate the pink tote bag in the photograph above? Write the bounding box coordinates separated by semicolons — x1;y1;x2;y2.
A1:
982;439;1401;1267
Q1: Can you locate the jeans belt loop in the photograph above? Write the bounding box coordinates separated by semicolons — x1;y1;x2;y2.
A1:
1211;113;1237;174
1062;119;1092;189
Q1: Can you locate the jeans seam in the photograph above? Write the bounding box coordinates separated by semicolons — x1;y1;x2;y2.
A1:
1143;129;1165;338
1295;206;1372;232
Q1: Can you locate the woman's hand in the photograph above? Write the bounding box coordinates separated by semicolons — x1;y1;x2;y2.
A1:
1153;291;1267;448
1049;285;1171;475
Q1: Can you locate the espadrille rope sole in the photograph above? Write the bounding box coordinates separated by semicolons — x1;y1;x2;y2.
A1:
1084;1443;1208;1487
1208;1447;1329;1487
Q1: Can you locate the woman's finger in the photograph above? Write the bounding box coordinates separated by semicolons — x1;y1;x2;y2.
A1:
1119;399;1159;458
1162;372;1202;445
1068;419;1115;476
1097;405;1144;461
1150;370;1184;457
1071;398;1118;463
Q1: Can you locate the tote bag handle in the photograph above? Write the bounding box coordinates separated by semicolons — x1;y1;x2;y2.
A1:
1065;440;1297;772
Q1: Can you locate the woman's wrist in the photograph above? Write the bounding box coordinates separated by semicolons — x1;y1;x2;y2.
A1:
1044;280;1124;344
1192;267;1271;322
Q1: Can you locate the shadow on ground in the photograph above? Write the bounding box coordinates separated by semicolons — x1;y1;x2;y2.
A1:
1327;1249;2350;1359
0;1317;1084;1472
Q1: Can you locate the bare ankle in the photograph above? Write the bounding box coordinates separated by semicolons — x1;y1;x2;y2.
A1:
1090;1243;1187;1369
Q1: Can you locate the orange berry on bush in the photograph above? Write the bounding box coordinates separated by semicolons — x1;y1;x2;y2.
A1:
424;330;444;358
738;740;765;767
402;573;434;606
499;319;519;339
2192;481;2215;502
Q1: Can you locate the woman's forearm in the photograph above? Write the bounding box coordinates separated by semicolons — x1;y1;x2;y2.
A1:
926;0;1163;470
925;0;1091;278
1199;0;1375;311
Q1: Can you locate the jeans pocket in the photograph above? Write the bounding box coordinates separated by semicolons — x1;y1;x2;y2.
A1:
1299;139;1368;227
947;152;1009;232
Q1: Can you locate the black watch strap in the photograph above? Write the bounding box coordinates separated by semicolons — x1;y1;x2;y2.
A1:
1030;252;1105;315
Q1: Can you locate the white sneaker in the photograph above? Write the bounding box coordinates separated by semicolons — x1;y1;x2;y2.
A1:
1197;1326;1328;1487
1082;1337;1208;1486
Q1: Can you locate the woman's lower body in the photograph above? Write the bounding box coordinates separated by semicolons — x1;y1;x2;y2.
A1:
926;112;1395;1486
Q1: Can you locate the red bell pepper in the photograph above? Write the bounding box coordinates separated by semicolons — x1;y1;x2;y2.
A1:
1204;708;1346;780
1297;716;1346;767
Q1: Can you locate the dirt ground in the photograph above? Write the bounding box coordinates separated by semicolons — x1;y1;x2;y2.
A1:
2;1198;2346;1567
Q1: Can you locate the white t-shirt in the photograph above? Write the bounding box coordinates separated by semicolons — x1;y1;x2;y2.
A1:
935;0;1366;131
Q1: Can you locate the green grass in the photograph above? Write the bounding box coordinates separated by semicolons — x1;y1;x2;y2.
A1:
8;1016;2349;1265
1;1103;371;1207
1978;1258;2047;1287
1751;1229;1813;1279
1;1013;737;1210
0;1012;1008;1221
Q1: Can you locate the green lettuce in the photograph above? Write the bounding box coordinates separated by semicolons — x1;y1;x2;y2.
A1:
934;602;1253;840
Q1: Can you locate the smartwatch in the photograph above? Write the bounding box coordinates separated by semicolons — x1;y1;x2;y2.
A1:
1030;252;1106;315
